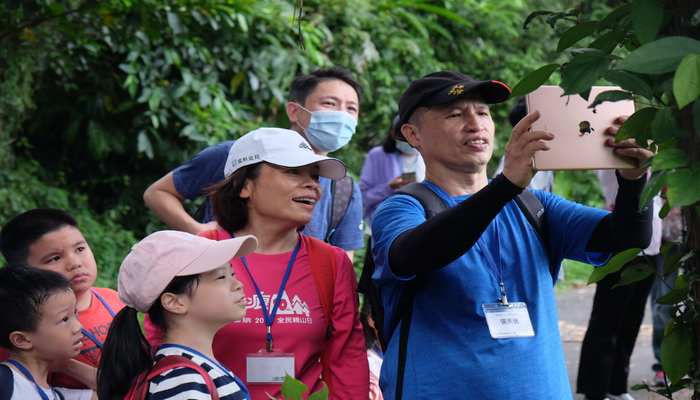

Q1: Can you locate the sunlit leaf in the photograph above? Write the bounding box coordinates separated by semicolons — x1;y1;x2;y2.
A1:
652;148;691;171
674;54;700;110
666;169;700;207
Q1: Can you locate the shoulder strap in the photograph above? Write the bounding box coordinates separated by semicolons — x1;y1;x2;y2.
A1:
302;235;336;394
395;182;447;217
303;235;336;338
0;364;14;400
130;355;220;400
326;175;354;242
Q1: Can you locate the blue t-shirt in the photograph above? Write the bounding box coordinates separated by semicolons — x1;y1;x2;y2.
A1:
172;141;364;251
371;185;609;399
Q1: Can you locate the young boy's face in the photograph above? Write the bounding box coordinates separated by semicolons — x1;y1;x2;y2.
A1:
23;290;83;361
25;226;98;299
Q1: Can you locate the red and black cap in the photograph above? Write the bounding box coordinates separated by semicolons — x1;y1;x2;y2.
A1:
397;70;511;140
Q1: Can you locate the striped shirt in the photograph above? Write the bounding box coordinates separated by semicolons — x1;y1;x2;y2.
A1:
148;346;250;400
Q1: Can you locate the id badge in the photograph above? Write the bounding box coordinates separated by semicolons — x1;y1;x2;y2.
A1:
482;302;535;339
246;349;295;384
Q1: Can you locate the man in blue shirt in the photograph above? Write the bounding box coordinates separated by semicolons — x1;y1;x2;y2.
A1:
370;70;654;399
144;66;365;259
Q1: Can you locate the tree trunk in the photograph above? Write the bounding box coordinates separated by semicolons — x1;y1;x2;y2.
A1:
665;1;700;398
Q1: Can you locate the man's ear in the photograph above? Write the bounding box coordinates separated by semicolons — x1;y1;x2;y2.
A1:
286;102;301;124
401;124;420;149
9;331;33;350
160;293;188;315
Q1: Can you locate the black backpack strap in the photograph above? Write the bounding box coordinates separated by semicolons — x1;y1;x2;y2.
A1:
0;364;14;399
514;190;553;279
395;182;448;217
325;175;354;243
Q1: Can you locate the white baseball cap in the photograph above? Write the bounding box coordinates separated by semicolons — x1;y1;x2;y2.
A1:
118;230;258;313
223;127;347;179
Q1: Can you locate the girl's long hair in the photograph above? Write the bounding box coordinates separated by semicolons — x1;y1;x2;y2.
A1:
97;274;200;400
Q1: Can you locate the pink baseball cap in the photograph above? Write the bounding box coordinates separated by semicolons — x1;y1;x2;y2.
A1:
118;230;258;313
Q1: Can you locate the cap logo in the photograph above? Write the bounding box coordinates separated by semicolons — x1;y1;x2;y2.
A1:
448;84;465;96
299;141;313;152
234;154;261;165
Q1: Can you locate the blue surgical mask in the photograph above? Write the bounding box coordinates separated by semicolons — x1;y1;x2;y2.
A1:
395;140;419;155
296;104;357;152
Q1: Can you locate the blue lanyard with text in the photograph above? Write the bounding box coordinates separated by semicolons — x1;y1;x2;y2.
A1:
423;181;509;305
236;234;301;352
5;359;59;400
80;289;116;349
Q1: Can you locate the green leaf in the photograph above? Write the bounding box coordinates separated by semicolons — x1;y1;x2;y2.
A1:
674;54;700;110
406;3;474;29
631;0;664;45
167;11;184;35
650;107;679;143
558;23;599;52
509;64;560;97
588;90;633;108
589;32;618;54
660;323;692;384
561;50;610;95
612;263;654;288
137;131;153;159
523;11;554;30
617;107;656;142
651;148;691;171
279;373;308;400
615;36;700;74
307;383;329;400
588;248;642;285
639;170;667;210
600;70;654;101
599;4;632;30
655;287;685;305
666;169;700;207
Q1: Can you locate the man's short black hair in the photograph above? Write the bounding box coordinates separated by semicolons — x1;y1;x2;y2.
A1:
0;265;72;349
289;66;363;105
0;208;80;265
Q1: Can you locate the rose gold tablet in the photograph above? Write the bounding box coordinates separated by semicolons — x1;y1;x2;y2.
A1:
526;85;637;170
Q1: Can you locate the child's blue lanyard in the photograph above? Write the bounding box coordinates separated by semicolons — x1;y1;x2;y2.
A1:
80;289;116;349
422;181;509;305
5;359;59;400
232;231;301;352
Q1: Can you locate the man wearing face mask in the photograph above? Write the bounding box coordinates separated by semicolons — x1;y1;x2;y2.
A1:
143;66;365;259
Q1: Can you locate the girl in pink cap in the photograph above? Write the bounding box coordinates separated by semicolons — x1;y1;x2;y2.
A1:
97;231;257;400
